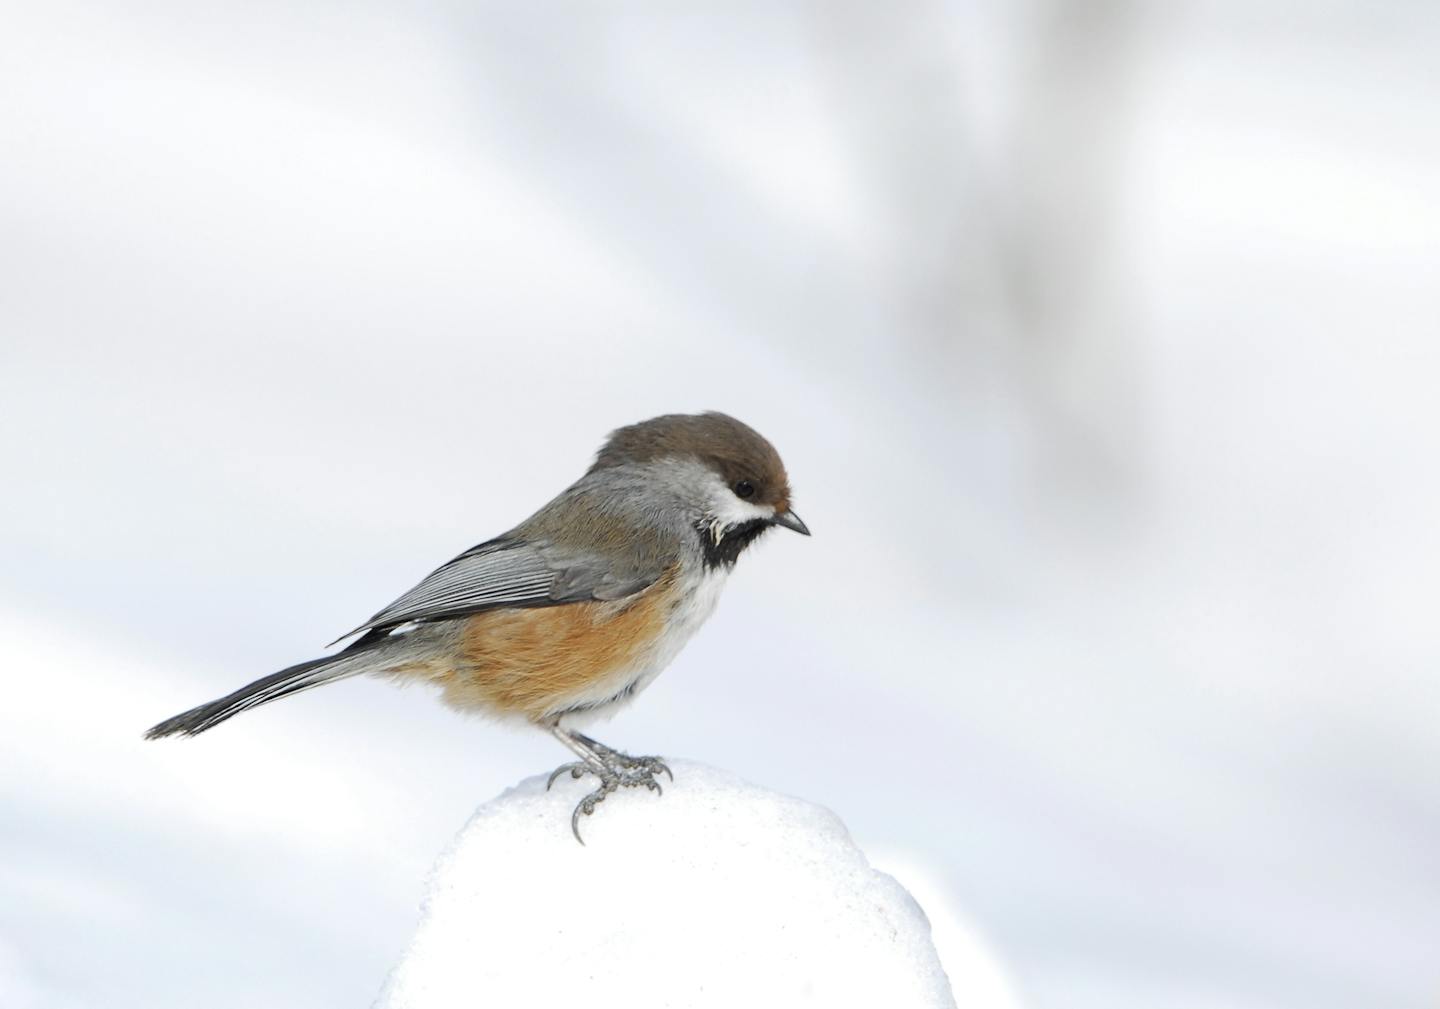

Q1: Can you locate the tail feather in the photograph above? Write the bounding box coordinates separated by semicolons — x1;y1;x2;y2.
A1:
145;635;386;739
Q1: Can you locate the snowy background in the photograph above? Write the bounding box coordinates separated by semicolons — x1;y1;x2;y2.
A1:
2;1;1438;1008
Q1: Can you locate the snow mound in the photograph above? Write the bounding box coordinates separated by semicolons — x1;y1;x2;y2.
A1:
376;760;959;1009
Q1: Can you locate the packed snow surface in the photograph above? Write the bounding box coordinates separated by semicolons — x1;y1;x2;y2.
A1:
376;760;958;1009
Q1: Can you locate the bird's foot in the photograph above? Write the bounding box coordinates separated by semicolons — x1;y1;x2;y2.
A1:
572;733;674;784
545;741;672;844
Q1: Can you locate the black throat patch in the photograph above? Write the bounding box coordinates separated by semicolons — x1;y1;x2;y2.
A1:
698;518;771;569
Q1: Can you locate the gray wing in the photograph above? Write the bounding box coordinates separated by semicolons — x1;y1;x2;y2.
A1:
333;536;663;642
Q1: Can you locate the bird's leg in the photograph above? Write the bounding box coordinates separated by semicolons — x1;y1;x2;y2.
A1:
545;725;611;787
544;725;670;843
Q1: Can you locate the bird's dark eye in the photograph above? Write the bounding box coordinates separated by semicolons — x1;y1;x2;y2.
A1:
733;479;756;499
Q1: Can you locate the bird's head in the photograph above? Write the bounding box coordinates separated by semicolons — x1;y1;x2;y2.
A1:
590;411;809;567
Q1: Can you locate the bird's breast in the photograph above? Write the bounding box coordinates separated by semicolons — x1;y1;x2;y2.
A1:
635;564;728;683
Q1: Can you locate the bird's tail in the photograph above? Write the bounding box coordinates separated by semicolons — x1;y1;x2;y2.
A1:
145;632;390;739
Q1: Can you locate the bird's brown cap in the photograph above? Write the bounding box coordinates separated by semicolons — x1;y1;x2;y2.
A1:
591;411;793;512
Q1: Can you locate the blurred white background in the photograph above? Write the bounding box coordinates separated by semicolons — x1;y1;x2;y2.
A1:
2;1;1437;1007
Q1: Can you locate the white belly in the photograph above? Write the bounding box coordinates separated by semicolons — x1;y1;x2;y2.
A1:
554;566;727;725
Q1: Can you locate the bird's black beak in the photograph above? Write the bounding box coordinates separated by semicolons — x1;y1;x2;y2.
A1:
770;509;811;536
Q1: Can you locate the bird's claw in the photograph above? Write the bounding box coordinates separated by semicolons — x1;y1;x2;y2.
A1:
639;756;673;783
568;774;620;844
547;747;671;844
546;762;591;791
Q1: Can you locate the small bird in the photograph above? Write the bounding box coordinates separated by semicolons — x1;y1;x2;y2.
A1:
146;412;809;840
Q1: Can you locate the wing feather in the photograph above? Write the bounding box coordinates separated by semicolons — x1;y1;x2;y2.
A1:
332;537;661;643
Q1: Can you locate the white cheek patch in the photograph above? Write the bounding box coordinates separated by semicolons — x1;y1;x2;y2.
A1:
706;479;775;539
